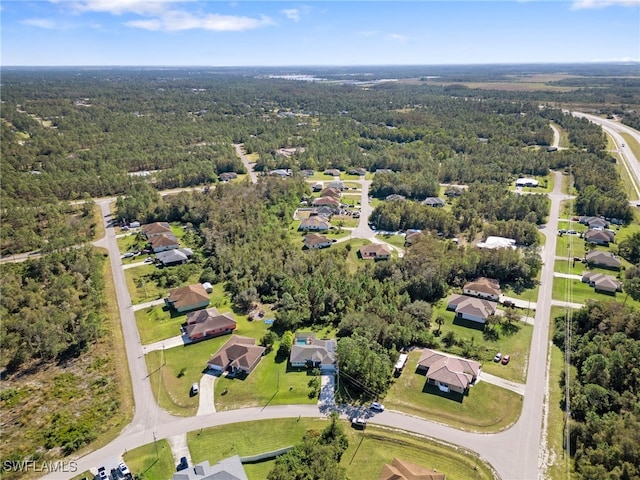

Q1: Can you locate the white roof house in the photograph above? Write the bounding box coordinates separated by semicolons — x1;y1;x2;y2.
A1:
515;177;539;187
476;236;516;250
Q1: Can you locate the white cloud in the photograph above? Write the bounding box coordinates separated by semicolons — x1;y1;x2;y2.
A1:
125;11;274;31
386;33;408;43
282;8;300;22
572;0;639;9
22;18;57;29
56;0;181;16
357;30;379;37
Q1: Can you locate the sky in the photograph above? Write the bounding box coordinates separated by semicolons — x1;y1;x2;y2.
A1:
2;0;639;66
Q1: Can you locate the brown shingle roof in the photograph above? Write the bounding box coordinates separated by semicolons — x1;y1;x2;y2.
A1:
207;335;266;373
447;294;497;320
185;308;237;339
142;222;172;237
312;196;340;207
417;349;480;391
463;277;501;297
167;284;210;310
149;233;179;248
359;244;392;258
585;250;621;268
303;233;332;248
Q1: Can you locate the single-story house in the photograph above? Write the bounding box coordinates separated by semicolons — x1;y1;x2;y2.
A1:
320;187;342;199
156;248;193;266
303;233;333;249
404;231;424;246
184;307;237;342
172;455;248;480
310;206;334;218
376;168;394;174
206;335;266;375
386;194;406;202
165;284;210;313
447;294;497;323
584;229;615;246
348;167;367;176
444;186;463;197
300;169;315;178
379;458;446;480
312;182;323;192
289;332;337;372
463;277;501;301
581;272;622;294
515;177;539;187
219;172;238;182
585;250;621;270
142;222;172;239
149;233;180;253
269;169;291;178
129;221;141;229
423;197;445;208
476;236;516;250
324;168;341;177
312;196;340;208
579;216;609;229
416;348;480;394
299;216;331;231
326;180;345;191
359;244;392;260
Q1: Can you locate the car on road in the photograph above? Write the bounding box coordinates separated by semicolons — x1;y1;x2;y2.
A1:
501;355;511;365
370;402;385;411
177;457;189;471
494;352;502;362
191;382;199;395
122;252;135;258
118;461;130;477
351;417;367;429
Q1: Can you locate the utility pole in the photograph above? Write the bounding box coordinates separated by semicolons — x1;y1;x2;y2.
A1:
153;432;158;459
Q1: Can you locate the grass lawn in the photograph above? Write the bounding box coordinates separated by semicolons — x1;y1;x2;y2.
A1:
509;174;554;194
551;276;618;305
431;305;533;383
613;220;640;244
330;215;359;228
554;234;588;258
125;264;166;304
501;282;539;304
213;345;319;411
342;181;361;190
341;194;361;206
188;419;495;480
384;351;522;432
375;233;406;249
117;232;146;256
123;439;174;480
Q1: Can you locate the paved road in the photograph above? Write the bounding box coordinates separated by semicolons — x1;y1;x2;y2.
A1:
234;143;258;184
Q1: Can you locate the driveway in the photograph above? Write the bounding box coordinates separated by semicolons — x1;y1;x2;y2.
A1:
479;372;525;396
132;298;166;312
197;373;217;416
144;334;190;353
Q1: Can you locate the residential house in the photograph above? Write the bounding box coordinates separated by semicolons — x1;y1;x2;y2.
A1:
324;168;341;177
165;284;210;313
326;180;345;191
128;221;141;229
579;216;609;229
206;335;266;375
184;307;237;342
303;233;333;249
311;206;334;219
379;458;446;480
376;168;394;174
172;456;248;480
585;250;621;270
142;222;172;239
289;332;337;372
359;244;392;260
299;169;315;178
385;194;406;202
299;216;331;231
444;186;463;198
219;172;238;182
149;233;180;253
312;196;340;208
515;177;539;187
404;231;424;246
348;167;367;176
269;169;291;178
320;187;342;199
581;272;622;294
423;197;445;208
156;248;193;267
463;277;501;302
476;236;516;250
416;349;480;394
447;294;497;323
584;229;615;246
312;182;324;192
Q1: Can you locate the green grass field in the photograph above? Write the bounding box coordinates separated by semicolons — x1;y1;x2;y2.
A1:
187;418;495;480
375;233;406;249
125;264;168;304
384;351;522;432
330;215;360;228
551;276;618;305
123;439;175;480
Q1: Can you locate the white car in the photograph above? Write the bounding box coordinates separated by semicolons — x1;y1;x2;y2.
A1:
191;382;199;395
494;352;503;362
370;402;385;411
118;462;130;476
122;252;135;259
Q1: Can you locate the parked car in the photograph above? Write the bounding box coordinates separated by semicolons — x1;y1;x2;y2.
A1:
177;457;189;472
370;402;385;411
122;252;135;258
501;355;511;365
191;382;199;395
97;467;108;480
351;417;367;429
494;352;502;362
144;257;153;263
118;462;130;476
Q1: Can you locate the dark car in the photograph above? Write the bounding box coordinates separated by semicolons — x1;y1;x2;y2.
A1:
177;457;189;472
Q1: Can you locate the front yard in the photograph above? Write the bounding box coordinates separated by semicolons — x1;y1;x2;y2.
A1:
123;439;174;480
384;351;522;432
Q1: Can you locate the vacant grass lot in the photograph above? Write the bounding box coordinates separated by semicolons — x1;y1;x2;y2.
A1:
375;233;406;249
330;215;359;228
552;276;618;305
125;264;166;304
501;281;540;304
384;351;522;432
188;419;495;480
123;439;174;480
213;345;319;411
431;305;533;383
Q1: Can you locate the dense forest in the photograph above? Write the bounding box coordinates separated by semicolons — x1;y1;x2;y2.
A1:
554;302;640;479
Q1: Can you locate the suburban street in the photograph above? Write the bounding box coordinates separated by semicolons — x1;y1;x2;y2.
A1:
39;120;638;480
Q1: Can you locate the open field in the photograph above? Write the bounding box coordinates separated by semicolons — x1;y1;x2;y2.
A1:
123;439;174;480
187;418;495;480
384;350;522;432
